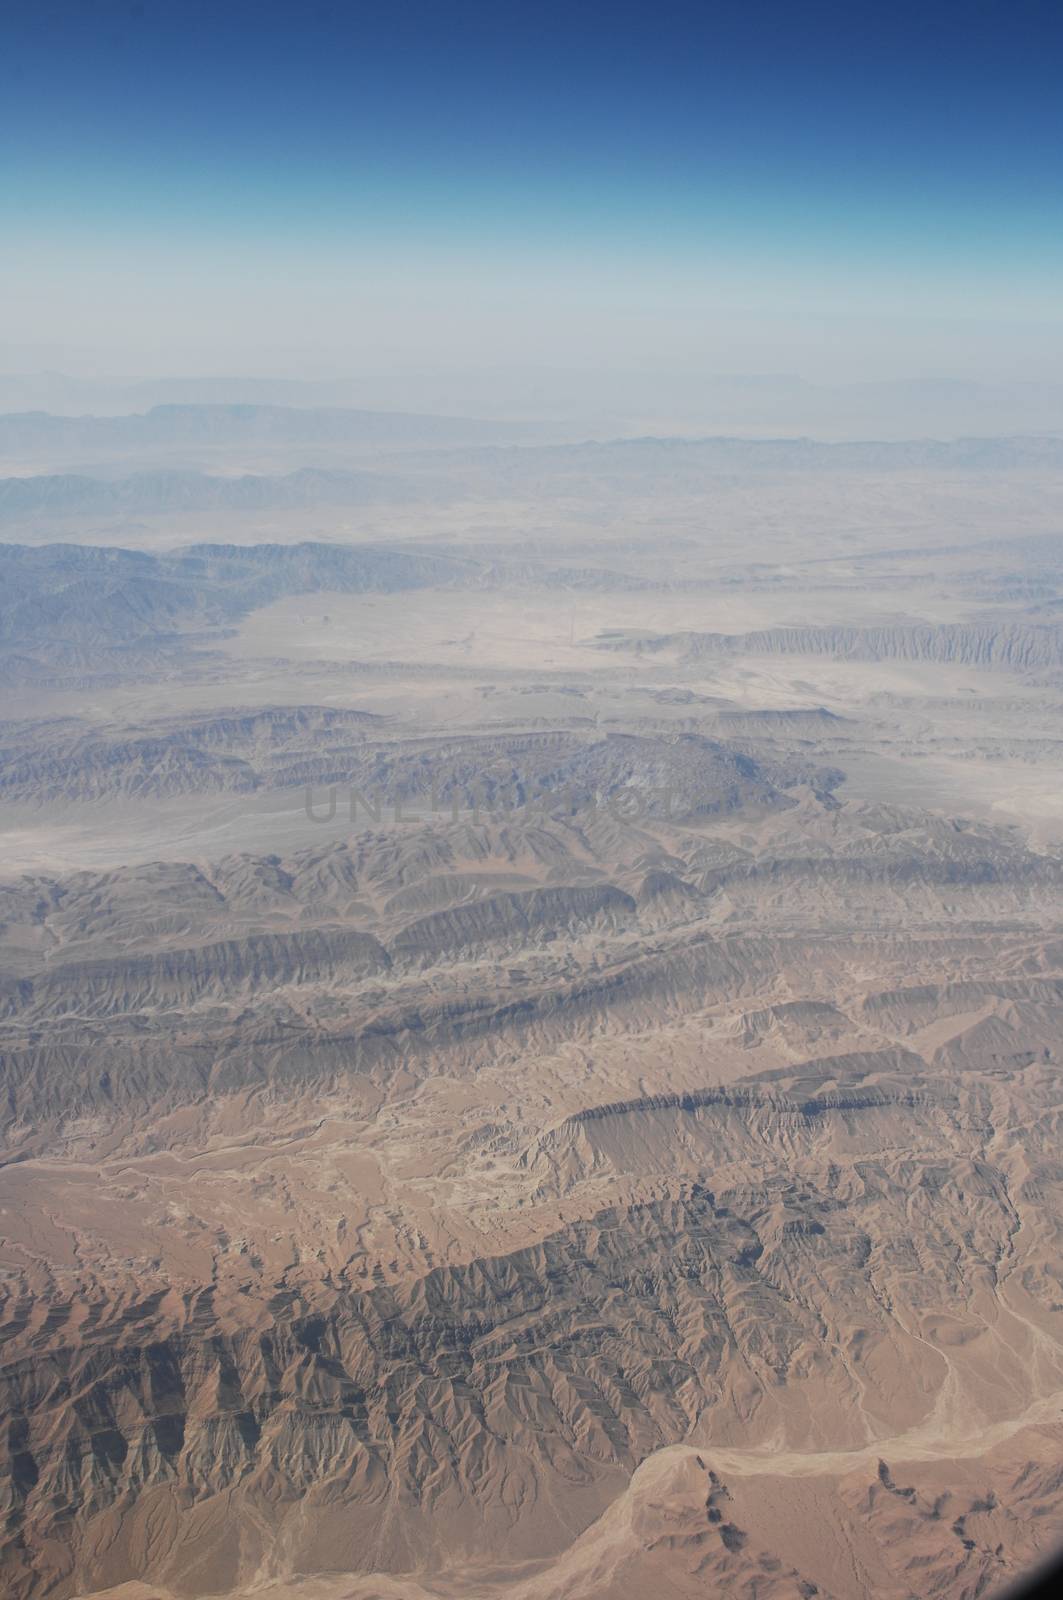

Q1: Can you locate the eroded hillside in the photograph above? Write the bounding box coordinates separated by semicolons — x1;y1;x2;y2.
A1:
2;436;1063;1598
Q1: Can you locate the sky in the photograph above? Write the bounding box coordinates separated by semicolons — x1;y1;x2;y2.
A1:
2;0;1062;384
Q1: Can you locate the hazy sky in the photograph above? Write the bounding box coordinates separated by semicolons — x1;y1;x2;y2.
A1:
3;0;1062;382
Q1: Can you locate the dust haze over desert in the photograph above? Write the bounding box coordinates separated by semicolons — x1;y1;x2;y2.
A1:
3;3;1063;1599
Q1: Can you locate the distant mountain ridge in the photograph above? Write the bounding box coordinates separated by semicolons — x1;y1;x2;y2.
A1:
2;432;1063;523
0;402;560;458
0;540;475;650
0;465;434;517
600;620;1063;672
3;370;1063;438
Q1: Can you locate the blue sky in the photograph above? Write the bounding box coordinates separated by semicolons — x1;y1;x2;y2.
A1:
3;0;1062;380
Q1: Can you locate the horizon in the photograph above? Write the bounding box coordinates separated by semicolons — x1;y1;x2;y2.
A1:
4;365;1063;441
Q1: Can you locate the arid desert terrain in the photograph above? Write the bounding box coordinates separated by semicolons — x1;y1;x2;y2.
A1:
1;411;1063;1599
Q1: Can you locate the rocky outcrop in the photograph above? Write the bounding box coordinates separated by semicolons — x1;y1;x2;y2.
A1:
2;1161;1059;1600
389;884;636;961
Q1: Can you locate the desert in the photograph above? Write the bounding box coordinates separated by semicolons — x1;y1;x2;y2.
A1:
0;412;1058;1598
